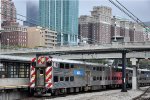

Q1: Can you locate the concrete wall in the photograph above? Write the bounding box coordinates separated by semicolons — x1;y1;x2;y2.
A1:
0;91;28;100
0;78;29;86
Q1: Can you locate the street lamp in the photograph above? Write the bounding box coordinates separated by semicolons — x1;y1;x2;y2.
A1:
114;16;117;42
0;32;1;53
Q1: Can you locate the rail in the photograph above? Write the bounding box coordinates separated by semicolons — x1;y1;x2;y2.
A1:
132;86;150;100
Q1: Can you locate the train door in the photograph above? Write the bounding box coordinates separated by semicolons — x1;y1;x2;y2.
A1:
85;71;91;86
36;68;45;86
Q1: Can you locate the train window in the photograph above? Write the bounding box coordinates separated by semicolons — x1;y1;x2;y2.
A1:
108;76;110;80
103;67;105;71
54;76;58;82
102;67;105;71
93;76;96;81
60;63;64;68
97;67;100;71
40;70;44;75
100;77;102;80
60;77;64;81
105;77;107;80
31;62;36;66
70;76;74;81
71;64;74;68
99;67;102;71
113;77;115;80
65;64;69;69
97;77;99;80
93;67;96;70
65;77;69;81
112;77;114;80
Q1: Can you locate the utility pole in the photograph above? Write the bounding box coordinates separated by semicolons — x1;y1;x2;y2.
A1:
121;50;127;92
0;0;1;53
113;16;117;42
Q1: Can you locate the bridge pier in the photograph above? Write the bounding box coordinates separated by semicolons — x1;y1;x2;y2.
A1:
132;66;137;90
121;50;127;92
130;58;138;90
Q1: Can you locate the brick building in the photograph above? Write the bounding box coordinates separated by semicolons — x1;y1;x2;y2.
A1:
1;21;27;48
78;15;92;44
79;6;112;44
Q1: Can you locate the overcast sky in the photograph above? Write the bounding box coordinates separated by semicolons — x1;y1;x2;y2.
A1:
13;0;150;23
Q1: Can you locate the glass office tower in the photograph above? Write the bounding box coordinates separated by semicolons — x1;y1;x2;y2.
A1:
39;0;79;45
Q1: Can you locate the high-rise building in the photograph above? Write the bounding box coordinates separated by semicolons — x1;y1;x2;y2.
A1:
78;15;92;44
24;0;39;26
79;6;112;44
39;0;79;45
1;0;16;22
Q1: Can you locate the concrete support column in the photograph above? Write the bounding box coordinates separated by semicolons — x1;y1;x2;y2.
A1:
130;58;138;90
132;66;137;90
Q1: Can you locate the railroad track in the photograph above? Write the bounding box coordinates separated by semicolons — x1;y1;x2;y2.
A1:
133;87;150;100
22;88;121;100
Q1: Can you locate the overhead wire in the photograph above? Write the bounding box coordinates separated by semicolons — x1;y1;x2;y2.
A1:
115;0;148;29
109;0;150;30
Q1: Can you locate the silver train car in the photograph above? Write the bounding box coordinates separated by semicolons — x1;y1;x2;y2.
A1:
29;56;150;96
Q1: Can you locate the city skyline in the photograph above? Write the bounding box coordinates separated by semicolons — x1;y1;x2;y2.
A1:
14;0;150;25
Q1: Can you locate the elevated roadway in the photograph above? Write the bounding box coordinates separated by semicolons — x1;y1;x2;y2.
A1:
1;42;150;59
1;42;150;55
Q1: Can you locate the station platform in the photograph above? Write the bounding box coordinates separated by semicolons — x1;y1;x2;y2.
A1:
0;78;29;90
0;85;29;90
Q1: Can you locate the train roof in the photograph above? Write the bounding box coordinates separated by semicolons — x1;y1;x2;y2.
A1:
52;58;105;67
117;66;150;71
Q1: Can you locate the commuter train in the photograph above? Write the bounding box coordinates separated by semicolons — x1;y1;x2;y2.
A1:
29;56;150;96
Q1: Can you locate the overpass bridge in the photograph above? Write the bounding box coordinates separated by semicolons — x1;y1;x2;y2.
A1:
1;42;150;59
1;42;150;54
